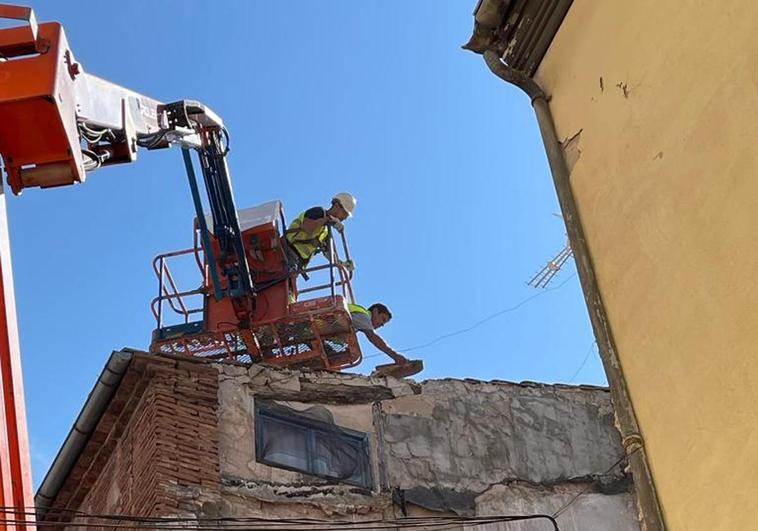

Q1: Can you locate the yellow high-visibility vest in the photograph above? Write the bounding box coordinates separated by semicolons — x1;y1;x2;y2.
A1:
348;303;370;316
286;211;329;262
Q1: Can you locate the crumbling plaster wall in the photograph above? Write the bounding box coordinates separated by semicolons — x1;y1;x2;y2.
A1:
213;363;417;520
381;379;639;530
211;364;639;530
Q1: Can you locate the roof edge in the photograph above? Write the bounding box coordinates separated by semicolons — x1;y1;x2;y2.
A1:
464;0;573;77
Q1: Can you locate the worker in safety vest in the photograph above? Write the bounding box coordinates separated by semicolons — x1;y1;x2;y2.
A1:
285;192;357;273
349;302;409;365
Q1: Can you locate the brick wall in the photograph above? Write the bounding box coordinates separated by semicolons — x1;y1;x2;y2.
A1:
41;355;221;529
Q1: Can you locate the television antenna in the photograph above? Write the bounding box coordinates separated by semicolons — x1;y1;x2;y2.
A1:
527;213;574;289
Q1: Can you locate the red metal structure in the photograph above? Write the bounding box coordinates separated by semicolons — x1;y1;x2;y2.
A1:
0;4;364;525
151;200;363;371
0;186;33;528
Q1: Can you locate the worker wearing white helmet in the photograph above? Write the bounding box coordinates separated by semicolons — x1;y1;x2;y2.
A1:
285;192;357;272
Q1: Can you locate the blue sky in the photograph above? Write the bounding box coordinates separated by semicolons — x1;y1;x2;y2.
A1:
5;1;603;487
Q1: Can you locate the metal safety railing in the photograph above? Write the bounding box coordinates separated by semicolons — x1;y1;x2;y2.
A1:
151;222;357;328
150;228;206;329
294;225;356;305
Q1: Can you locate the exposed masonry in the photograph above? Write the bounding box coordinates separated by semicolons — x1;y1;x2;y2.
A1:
42;355;640;530
380;378;630;514
223;362;420;403
221;476;389;517
41;356;221;530
214;363;641;529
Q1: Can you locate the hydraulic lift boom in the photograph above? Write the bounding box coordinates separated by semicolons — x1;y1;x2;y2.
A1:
0;5;254;527
0;5;255;298
0;5;209;192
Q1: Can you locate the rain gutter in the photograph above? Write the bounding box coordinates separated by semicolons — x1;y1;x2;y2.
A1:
34;349;134;519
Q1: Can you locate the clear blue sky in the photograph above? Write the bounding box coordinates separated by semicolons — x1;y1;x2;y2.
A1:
6;1;604;487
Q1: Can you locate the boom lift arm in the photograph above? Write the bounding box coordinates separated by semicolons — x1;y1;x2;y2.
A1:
0;4;254;299
0;5;255;525
0;4;207;191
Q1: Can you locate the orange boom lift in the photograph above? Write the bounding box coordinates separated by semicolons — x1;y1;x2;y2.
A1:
0;5;365;524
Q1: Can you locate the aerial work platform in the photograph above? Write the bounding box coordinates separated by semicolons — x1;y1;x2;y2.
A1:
150;201;363;371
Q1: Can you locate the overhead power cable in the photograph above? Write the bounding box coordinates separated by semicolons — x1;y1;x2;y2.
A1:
567;339;597;383
551;446;640;520
365;272;577;360
0;506;560;530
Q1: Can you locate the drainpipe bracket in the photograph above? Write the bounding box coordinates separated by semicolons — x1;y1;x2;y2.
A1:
622;433;645;455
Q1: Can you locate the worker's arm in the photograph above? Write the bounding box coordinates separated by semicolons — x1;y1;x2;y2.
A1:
299;207;328;233
300;207;344;234
363;330;408;364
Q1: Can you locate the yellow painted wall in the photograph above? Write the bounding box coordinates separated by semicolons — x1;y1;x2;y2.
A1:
534;1;758;529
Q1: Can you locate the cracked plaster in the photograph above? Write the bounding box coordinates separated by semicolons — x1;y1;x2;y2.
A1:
211;364;639;529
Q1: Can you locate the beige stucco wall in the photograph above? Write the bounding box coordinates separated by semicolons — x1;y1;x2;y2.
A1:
534;1;758;529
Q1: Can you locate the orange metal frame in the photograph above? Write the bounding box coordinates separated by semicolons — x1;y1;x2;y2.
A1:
0;14;85;194
0;6;50;527
0;190;34;527
152;292;362;371
149;205;363;372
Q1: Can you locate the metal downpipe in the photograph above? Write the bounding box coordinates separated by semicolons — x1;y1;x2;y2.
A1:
483;49;666;531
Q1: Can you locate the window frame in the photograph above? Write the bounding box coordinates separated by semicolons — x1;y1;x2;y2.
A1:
254;401;373;489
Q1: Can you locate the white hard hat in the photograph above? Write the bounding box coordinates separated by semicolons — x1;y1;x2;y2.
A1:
333;192;357;217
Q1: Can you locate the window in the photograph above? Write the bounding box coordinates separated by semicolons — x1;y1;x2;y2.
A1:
254;402;373;489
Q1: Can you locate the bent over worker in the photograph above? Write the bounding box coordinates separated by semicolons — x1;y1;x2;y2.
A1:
284;192;357;273
349;302;408;365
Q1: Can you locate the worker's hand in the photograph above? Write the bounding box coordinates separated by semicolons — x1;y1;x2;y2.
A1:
393;354;410;365
327;217;344;233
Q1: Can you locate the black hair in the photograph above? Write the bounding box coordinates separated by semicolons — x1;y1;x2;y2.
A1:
369;303;392;320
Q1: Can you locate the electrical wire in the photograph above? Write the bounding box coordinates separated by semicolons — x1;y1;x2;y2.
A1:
364;272;577;360
80;149;102;171
136;129;170;149
0;519;555;530
551;446;638;520
78;123;115;144
0;506;560;530
567;340;597;383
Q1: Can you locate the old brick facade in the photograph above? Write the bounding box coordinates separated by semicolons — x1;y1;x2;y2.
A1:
40;355;220;529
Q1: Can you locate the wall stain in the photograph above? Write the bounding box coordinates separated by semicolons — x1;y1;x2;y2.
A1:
616;82;629;98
